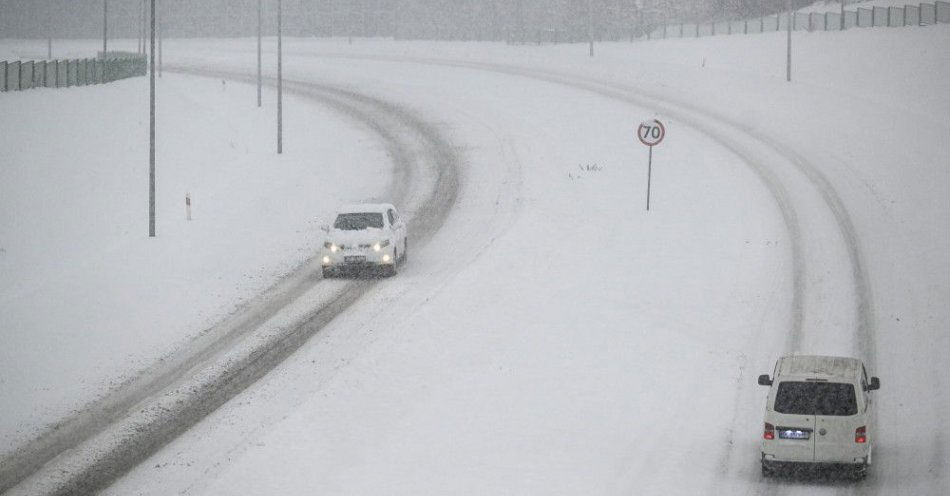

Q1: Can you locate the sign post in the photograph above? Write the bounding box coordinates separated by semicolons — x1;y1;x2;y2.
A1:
637;119;666;211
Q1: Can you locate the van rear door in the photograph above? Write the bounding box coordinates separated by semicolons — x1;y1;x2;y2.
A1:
813;382;862;463
771;381;818;462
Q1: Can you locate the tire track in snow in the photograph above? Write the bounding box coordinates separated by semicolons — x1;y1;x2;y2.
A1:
2;69;460;496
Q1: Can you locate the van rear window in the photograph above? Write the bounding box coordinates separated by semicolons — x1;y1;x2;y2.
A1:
774;382;857;416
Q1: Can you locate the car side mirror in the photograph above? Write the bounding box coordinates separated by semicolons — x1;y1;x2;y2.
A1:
320;224;330;234
868;377;880;391
757;374;772;386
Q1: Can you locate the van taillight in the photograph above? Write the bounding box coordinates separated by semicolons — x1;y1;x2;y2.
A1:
764;423;775;440
855;426;867;443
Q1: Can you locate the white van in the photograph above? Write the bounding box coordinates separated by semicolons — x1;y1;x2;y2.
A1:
757;355;880;479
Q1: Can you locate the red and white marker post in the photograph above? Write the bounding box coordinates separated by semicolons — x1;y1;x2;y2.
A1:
637;119;666;211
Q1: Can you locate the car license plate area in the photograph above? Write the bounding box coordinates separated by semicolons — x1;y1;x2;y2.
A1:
344;256;366;264
777;428;811;440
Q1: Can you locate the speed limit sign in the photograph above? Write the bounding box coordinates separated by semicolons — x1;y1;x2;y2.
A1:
637;119;665;147
636;119;666;211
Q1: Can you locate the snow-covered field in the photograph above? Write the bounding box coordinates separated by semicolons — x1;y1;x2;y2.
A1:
3;19;950;496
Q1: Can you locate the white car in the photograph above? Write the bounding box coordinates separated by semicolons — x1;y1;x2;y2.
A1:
321;203;408;277
757;355;880;479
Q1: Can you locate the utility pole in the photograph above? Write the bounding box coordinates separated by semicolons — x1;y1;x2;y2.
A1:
786;0;792;82
588;0;594;56
158;1;162;78
149;0;156;237
102;0;108;56
47;0;52;59
257;0;262;107
278;0;283;154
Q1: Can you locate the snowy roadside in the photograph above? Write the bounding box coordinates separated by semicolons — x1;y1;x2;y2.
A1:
0;70;390;455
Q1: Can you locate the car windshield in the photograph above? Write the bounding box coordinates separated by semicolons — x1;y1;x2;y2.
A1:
333;212;384;230
774;381;858;416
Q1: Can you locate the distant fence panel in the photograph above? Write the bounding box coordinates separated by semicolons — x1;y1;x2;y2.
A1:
779;13;791;30
906;5;920;25
844;10;858;28
67;60;78;86
20;60;33;90
0;53;144;92
873;6;888;25
47;61;58;87
795;12;810;30
33;61;45;87
937;1;950;22
889;7;905;26
826;12;841;30
56;60;66;87
639;2;944;44
7;61;20;91
921;3;937;23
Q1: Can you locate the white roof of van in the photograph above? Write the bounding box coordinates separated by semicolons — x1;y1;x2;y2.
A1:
777;355;864;381
336;203;395;215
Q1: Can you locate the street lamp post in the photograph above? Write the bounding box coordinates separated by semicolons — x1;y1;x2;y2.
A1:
257;0;262;107
278;0;283;154
102;0;108;56
149;0;156;237
786;0;792;82
588;0;594;56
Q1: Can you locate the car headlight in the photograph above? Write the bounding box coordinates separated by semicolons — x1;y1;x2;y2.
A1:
373;240;391;252
324;242;338;252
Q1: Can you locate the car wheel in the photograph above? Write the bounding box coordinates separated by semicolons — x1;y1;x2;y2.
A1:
322;267;333;279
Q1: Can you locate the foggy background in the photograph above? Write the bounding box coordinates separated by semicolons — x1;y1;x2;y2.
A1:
1;0;818;41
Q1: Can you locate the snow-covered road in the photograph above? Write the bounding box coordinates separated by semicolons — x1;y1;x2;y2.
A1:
4;24;949;496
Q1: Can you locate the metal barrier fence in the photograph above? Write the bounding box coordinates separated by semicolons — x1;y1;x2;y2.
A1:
646;1;949;40
0;52;145;93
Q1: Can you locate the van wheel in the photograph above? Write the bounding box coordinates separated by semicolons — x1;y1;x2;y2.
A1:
849;464;868;481
322;267;334;279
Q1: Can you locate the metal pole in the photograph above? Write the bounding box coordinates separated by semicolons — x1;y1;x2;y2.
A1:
588;0;594;56
646;146;653;211
257;0;262;107
47;0;52;59
149;0;156;237
102;0;108;55
786;0;792;82
277;0;283;154
158;0;162;78
841;0;846;30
